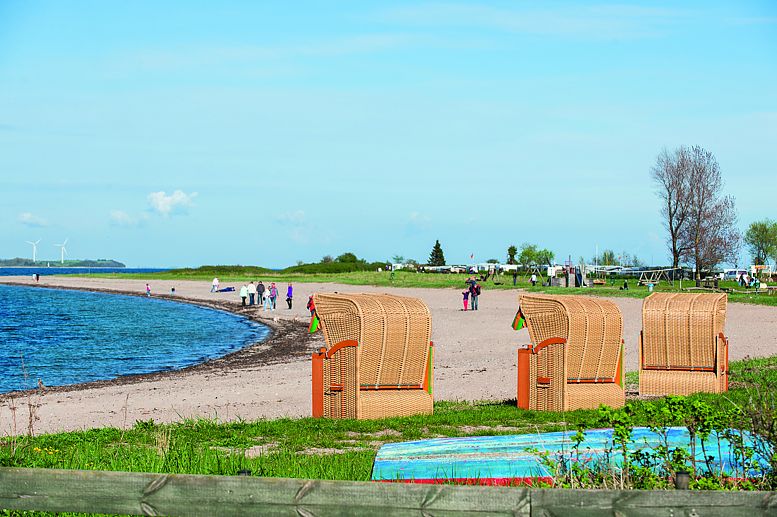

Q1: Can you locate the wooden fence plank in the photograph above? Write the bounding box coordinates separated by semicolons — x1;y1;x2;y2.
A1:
0;468;531;516
2;468;777;516
530;488;777;517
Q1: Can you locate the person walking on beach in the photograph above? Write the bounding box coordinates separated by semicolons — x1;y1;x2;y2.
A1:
270;282;278;310
462;288;469;311
307;295;315;316
145;283;151;297
211;277;219;292
286;283;293;309
248;281;257;306
263;285;272;311
239;284;248;306
257;281;265;305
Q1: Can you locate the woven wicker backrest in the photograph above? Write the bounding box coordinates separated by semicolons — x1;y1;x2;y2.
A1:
313;293;432;387
642;293;726;369
519;294;623;381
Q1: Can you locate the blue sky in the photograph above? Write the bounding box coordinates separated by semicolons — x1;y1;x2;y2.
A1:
1;1;775;268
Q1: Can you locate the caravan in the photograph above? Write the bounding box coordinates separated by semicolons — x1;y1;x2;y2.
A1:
720;269;747;281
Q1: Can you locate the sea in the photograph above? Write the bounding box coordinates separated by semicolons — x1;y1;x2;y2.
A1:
0;283;270;394
0;267;166;277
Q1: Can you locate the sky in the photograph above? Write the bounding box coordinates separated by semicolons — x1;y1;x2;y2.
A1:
1;1;775;268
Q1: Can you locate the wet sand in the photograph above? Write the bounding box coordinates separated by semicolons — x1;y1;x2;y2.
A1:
1;276;776;436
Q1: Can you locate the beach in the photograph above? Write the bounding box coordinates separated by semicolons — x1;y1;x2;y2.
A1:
1;276;776;436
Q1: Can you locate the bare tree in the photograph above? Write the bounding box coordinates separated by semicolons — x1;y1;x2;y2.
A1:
678;146;740;276
651;147;691;268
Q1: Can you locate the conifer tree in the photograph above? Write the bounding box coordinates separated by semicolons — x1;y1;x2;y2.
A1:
428;240;446;266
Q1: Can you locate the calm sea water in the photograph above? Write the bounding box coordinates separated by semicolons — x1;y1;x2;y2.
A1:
0;284;269;393
0;267;168;276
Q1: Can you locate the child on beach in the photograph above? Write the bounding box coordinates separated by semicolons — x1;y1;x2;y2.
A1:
145;284;151;297
286;283;293;309
462;289;469;311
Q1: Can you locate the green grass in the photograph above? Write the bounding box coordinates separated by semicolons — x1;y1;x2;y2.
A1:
3;356;776;482
81;268;777;306
0;402;597;481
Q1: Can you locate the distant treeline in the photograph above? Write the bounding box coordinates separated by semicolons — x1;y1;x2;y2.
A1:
169;265;276;277
0;258;126;267
170;253;386;276
283;261;385;274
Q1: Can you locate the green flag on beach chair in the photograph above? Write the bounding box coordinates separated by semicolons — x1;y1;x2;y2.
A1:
511;308;525;330
309;313;320;333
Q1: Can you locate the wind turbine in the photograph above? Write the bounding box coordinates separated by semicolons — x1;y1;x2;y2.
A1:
54;238;68;264
25;239;41;262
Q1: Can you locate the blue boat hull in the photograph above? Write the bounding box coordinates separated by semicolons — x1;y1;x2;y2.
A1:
371;427;770;485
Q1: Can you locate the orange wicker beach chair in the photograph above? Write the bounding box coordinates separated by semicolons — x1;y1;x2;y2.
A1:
311;293;434;419
516;294;625;411
639;293;728;396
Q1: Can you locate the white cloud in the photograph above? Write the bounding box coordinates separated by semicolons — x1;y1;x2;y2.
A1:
404;211;432;236
380;4;690;40
116;34;420;73
409;211;431;226
147;190;197;216
18;212;48;227
730;16;777;26
274;210;314;244
275;210;306;226
109;210;148;227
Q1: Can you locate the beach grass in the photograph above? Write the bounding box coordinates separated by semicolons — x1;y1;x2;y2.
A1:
3;356;775;484
84;269;777;306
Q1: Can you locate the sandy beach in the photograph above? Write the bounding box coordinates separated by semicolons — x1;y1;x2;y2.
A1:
2;276;776;436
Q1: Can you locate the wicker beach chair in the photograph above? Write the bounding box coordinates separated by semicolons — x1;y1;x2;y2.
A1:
640;293;728;396
516;294;625;411
311;293;434;419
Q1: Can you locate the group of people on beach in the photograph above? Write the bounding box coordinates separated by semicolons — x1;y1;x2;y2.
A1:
461;277;482;311
237;281;293;310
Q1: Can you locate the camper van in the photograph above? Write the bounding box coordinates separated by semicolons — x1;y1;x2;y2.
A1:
720;269;747;281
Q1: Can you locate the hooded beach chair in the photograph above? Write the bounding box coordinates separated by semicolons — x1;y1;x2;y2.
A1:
515;294;625;411
311;293;434;419
639;293;728;396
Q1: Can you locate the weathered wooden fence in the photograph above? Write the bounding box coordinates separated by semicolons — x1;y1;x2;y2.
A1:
1;467;776;516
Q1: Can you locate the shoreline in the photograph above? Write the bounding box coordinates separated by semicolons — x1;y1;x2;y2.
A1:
0;281;319;401
1;276;776;436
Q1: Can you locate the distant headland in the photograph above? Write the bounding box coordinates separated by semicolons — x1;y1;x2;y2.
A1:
0;258;125;268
